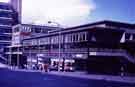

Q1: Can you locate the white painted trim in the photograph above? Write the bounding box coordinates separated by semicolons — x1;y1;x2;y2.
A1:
120;32;125;43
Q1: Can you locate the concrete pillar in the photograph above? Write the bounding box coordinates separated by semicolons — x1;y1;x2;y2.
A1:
37;46;40;65
9;47;12;66
17;47;20;68
29;47;32;69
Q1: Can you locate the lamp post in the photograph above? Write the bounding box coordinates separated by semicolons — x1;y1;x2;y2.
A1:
48;21;62;71
48;21;60;28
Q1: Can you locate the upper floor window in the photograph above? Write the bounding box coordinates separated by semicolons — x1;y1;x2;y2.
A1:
13;27;19;33
65;35;68;43
125;33;130;40
39;37;50;45
23;40;32;46
35;28;41;33
65;34;71;43
68;34;72;43
51;36;55;44
32;39;38;45
78;32;87;42
39;38;44;45
64;32;88;43
22;26;31;32
60;35;64;43
133;34;135;40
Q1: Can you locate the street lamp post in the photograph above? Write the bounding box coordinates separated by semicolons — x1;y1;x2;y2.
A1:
48;21;60;28
48;21;62;71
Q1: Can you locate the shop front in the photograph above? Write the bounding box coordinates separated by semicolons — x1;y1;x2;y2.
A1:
50;58;75;71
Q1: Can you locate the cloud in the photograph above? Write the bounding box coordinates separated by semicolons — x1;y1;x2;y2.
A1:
0;0;10;3
22;0;96;27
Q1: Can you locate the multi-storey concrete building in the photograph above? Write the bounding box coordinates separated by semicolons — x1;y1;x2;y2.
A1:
0;2;18;63
5;24;59;68
10;0;22;23
22;20;135;74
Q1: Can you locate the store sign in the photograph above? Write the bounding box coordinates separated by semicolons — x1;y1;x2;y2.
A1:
89;52;97;55
37;54;44;57
75;54;83;58
72;54;87;59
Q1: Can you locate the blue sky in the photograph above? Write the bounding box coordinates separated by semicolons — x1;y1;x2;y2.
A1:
0;0;134;27
89;0;134;24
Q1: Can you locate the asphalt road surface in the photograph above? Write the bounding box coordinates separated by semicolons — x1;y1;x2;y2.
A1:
0;68;135;87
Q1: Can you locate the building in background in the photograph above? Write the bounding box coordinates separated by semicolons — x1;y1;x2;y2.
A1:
0;2;18;63
22;20;135;74
5;24;59;68
10;0;22;23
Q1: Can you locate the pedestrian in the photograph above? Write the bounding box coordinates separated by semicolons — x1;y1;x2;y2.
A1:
44;64;48;72
121;66;124;77
40;64;43;71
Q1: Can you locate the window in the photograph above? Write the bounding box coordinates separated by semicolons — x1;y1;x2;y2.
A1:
73;34;76;42
5;29;11;33
51;36;55;44
31;27;35;33
83;32;87;41
75;33;78;42
14;27;19;33
12;35;20;45
56;36;59;44
71;34;74;42
59;35;64;43
79;32;83;41
39;38;44;45
133;34;135;40
21;26;31;32
39;37;50;45
78;32;87;42
125;33;130;40
65;34;74;43
35;28;41;33
65;34;68;43
42;29;47;33
27;27;31;32
32;39;38;45
23;40;32;46
47;37;50;44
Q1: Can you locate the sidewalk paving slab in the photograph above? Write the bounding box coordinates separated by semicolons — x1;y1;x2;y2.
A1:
11;69;135;84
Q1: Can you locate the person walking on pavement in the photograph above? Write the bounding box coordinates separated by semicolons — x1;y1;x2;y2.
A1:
44;63;49;72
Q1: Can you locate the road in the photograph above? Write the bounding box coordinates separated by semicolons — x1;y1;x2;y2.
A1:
0;68;134;87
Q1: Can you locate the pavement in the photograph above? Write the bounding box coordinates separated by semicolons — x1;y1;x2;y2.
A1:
0;63;8;68
0;68;135;87
11;68;135;84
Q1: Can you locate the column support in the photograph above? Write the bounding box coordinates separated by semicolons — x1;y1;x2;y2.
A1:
17;47;20;69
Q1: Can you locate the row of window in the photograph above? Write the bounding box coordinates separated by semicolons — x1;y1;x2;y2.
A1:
0;28;11;33
0;5;11;10
0;36;11;40
0;12;12;18
125;33;135;40
12;35;20;45
23;32;88;46
65;32;87;43
13;26;51;33
13;27;19;32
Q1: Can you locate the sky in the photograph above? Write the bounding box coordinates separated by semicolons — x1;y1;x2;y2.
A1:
21;0;96;27
0;0;134;27
0;0;10;3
